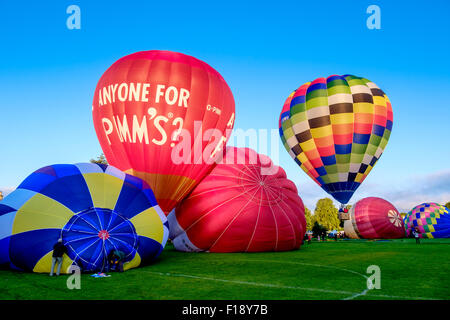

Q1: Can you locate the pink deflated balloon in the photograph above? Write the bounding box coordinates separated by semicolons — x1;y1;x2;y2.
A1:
168;147;307;252
344;197;405;239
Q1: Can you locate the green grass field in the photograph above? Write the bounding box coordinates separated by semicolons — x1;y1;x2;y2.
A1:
0;239;448;300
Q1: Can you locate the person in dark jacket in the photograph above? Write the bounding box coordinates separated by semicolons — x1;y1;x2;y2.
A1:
50;238;67;276
108;250;125;272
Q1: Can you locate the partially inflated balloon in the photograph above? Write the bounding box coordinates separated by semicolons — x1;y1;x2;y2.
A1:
0;163;169;273
168;147;307;252
344;197;404;239
279;75;393;204
404;203;450;238
93;50;235;214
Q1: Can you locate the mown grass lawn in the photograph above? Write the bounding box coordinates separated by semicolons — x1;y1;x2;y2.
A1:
0;239;448;300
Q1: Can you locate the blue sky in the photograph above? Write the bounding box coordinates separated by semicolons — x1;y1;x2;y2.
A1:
0;0;449;212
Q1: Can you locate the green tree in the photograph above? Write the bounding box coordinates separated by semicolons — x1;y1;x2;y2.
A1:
90;153;108;165
304;207;313;231
312;198;340;231
445;202;450;211
311;221;327;238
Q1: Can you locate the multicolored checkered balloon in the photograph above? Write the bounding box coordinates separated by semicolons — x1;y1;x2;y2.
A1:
279;75;393;204
404;203;450;238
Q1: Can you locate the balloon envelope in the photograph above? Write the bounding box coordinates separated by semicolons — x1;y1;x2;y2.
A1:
279;75;393;204
344;197;404;239
404;203;450;238
93;50;236;214
0;163;169;273
168;147;307;252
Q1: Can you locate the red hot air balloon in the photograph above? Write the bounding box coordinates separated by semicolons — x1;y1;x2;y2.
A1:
92;51;235;214
168;147;307;252
344;197;404;239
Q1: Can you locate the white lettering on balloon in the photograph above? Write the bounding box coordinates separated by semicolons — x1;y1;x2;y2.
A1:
101;108;184;147
96;83;190;107
101;115;280;175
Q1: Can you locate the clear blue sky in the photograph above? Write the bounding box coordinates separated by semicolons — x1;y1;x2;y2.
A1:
1;0;449;212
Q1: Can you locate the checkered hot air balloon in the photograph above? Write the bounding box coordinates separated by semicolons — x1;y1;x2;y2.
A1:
279;75;393;204
0;163;169;273
404;203;450;238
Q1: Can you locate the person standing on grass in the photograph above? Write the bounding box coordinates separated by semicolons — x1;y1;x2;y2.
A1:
302;233;307;245
413;227;420;244
50;238;67;276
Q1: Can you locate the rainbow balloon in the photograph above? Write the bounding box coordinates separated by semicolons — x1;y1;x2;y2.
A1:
279;75;393;204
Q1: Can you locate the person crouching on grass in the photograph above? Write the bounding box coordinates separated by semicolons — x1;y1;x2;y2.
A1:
108;250;125;272
50;238;67;276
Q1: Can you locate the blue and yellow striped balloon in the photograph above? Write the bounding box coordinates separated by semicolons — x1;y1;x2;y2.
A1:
0;163;169;273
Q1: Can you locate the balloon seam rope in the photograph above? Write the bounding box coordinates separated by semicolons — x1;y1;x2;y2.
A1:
94;209;104;231
73;214;100;233
208;173;258;184
92;238;106;268
184;184;261;233
64;234;99;245
65;230;98;236
72;237;102;257
237;166;259;182
244;193;263;252
264;189;279;250
209;186;261;250
185;183;260;200
105;209;115;232
272;192;298;247
107;218;131;233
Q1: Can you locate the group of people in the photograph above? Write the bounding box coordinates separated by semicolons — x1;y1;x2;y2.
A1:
49;226;423;275
49;238;126;276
